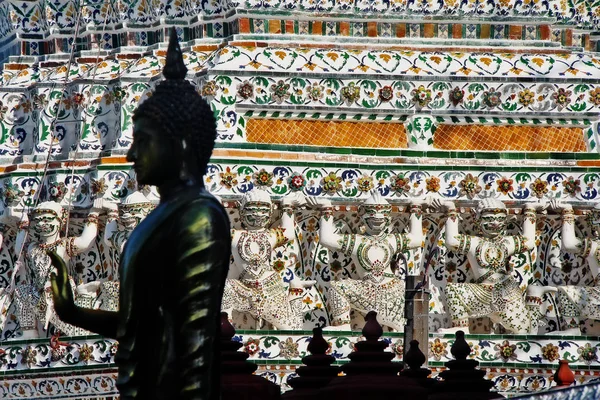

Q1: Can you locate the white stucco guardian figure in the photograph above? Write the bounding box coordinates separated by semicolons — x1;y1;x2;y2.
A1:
12;199;102;338
222;189;315;329
552;200;600;333
308;192;427;331
434;198;556;334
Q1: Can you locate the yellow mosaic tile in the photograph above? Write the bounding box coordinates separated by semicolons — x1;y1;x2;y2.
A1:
434;124;586;152
246;119;407;148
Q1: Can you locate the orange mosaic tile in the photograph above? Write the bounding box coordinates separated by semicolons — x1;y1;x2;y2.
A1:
480;24;491;39
452;24;462;39
100;156;128;164
540;25;550;40
565;29;573;46
423;24;435;38
509;25;522;40
367;22;377;37
246;119;407;149
285;20;294;34
268;20;282;34
4;63;30;71
396;24;406;38
340;22;350;36
434;124;586;152
312;21;323;35
239;18;250;33
577;160;600;167
585;34;591;51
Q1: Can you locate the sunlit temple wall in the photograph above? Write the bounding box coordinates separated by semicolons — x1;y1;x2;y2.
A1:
1;0;600;397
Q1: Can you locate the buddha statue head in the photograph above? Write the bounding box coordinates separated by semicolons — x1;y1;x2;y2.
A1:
239;189;272;230
30;201;65;240
359;191;392;236
127;28;217;189
119;190;155;230
476;198;508;238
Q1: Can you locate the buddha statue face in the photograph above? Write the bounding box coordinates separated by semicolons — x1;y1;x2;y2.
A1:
127;116;183;187
127;30;217;190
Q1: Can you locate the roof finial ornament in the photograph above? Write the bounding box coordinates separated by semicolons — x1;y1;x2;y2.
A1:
163;26;187;80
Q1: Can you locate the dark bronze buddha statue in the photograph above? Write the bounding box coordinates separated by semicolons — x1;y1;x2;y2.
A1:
49;28;231;400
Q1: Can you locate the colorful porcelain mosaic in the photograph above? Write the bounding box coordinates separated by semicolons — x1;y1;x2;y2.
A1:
246;119;408;148
0;370;118;399
206;163;600;202
3;0;600;395
228;330;600;395
0;336;117;371
0;165;599;335
0;333;598;396
2;47;600;156
515;382;600;399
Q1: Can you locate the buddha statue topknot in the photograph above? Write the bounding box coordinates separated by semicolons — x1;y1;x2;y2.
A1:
49;27;231;400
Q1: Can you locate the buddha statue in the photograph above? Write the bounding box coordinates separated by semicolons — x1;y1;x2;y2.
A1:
222;189;316;329
49;28;231;400
11;199;102;338
308;192;427;331
552;201;600;333
434;198;556;334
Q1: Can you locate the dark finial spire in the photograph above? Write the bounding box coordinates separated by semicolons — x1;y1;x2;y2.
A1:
404;340;426;370
362;311;383;342
307;328;329;355
450;330;471;361
163;26;187;80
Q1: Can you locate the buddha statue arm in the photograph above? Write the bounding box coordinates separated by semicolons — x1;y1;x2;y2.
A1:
49;252;118;338
172;200;231;399
66;199;103;257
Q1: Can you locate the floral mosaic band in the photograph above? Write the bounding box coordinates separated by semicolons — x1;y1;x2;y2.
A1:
3;47;600;159
207;164;600;202
3;163;600;209
1;333;599;397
